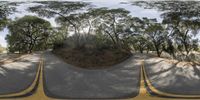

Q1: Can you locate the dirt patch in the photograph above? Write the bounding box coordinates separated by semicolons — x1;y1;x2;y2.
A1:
53;48;132;69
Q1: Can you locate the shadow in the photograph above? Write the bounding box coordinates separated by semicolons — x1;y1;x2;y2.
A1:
0;53;40;95
43;51;142;99
192;62;200;78
144;55;200;95
150;61;179;76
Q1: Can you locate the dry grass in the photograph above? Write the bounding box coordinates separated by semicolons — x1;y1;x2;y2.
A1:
53;48;132;69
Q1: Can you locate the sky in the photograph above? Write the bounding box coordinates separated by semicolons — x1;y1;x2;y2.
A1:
0;0;199;47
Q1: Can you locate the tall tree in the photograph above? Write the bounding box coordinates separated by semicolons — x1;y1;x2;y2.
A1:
29;1;90;47
144;18;166;57
6;16;51;53
133;1;200;58
87;8;130;48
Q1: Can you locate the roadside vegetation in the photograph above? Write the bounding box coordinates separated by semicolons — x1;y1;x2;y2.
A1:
1;1;200;68
0;45;5;53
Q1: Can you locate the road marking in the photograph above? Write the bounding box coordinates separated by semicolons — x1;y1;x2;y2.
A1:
131;61;163;100
0;57;41;98
132;60;197;100
22;57;54;100
142;60;200;99
2;56;200;100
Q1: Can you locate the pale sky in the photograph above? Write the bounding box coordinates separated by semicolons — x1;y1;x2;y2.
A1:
0;0;198;47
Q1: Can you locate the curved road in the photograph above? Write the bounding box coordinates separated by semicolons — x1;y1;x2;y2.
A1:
43;51;142;99
1;51;200;100
144;55;200;95
0;53;41;95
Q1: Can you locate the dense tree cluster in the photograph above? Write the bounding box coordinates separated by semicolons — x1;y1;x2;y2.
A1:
132;1;200;60
6;16;51;53
3;1;200;61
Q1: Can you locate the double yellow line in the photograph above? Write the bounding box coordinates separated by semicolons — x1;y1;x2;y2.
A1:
1;56;200;99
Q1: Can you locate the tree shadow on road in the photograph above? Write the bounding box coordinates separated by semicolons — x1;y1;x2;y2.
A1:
191;62;200;78
43;52;142;99
144;56;200;95
0;55;40;95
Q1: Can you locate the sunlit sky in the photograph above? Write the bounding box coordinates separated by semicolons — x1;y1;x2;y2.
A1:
0;0;199;47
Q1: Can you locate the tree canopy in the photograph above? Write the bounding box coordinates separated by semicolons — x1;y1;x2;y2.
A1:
0;1;16;30
6;15;52;53
2;1;199;62
132;1;200;59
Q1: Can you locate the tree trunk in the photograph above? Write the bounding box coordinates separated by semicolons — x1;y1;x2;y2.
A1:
155;47;161;57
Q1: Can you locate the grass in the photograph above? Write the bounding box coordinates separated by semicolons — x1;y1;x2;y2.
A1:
53;47;132;69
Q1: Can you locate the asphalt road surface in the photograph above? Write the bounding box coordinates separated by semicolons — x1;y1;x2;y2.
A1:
1;51;200;99
43;51;143;99
144;55;200;95
0;53;41;95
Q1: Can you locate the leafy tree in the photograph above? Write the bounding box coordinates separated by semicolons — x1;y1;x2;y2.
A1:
133;35;148;53
132;1;200;58
6;16;51;53
0;1;16;30
50;27;69;49
87;8;130;48
29;1;90;47
144;18;166;57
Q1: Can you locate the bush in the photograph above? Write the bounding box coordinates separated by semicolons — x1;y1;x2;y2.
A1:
52;33;132;68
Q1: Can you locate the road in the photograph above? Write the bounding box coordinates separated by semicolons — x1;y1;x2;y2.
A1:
0;53;41;95
43;51;141;99
0;51;200;100
144;55;200;95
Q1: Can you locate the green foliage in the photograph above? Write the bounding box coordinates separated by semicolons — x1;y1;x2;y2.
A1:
84;7;131;49
0;1;16;30
6;16;52;53
4;1;199;62
29;1;89;18
132;1;200;59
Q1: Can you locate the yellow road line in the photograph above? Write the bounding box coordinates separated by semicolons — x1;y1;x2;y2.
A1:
2;57;200;100
130;61;160;100
0;57;41;98
142;61;200;99
22;57;54;100
22;56;67;100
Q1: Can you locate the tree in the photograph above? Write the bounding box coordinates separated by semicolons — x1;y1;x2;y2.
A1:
133;1;200;59
29;1;90;47
87;8;130;48
6;16;51;53
144;18;166;57
132;35;147;53
0;1;16;30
